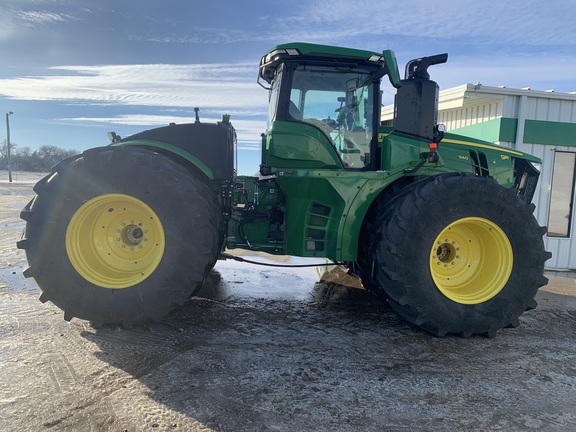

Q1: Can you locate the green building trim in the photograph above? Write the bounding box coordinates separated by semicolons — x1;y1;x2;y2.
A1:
450;117;576;147
523;120;576;146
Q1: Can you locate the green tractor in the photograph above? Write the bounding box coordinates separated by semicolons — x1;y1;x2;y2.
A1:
18;43;551;337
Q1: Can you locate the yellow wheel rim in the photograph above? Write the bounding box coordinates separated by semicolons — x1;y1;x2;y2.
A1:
430;217;513;304
66;194;165;289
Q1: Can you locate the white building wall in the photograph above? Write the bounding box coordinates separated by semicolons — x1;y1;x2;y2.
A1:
501;95;520;118
438;101;502;130
525;98;576;122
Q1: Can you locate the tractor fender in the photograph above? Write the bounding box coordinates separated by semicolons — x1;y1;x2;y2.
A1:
111;139;215;180
111;121;237;182
342;172;418;260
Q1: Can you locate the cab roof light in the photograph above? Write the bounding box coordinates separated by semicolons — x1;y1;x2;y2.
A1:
368;54;384;62
265;48;300;63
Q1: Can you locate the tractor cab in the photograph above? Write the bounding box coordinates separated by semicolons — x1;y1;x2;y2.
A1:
258;43;401;173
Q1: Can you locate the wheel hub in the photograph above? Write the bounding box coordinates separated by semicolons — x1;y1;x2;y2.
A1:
435;241;458;264
117;222;147;251
123;225;144;245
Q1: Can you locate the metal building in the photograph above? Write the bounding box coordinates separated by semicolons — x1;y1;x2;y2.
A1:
384;84;576;271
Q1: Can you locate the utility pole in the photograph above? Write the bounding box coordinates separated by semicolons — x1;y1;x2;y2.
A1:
6;111;13;183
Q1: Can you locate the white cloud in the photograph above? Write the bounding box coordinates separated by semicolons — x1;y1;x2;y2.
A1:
17;10;81;24
0;63;268;114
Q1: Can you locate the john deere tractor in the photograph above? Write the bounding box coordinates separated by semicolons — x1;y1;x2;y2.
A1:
18;43;551;336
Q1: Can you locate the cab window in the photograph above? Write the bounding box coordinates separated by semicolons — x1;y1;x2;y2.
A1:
286;65;375;169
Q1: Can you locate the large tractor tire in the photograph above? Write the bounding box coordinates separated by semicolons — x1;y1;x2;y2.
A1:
17;146;223;326
358;172;551;337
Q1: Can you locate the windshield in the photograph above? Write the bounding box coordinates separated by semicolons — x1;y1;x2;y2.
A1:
287;65;376;169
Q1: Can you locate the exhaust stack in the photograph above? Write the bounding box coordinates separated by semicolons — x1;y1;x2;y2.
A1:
393;53;448;142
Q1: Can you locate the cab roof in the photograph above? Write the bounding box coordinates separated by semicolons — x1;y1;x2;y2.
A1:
259;42;390;84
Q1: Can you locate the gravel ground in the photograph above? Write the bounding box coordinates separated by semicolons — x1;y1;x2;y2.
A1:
1;171;576;432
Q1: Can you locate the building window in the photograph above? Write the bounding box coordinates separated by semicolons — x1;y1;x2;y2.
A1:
547;151;576;237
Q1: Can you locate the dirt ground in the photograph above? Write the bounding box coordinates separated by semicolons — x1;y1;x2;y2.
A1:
1;171;576;432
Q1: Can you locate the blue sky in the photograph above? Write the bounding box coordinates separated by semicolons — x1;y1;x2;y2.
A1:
0;0;575;175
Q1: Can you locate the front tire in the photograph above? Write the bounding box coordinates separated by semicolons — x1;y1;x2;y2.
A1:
18;146;223;326
363;173;551;337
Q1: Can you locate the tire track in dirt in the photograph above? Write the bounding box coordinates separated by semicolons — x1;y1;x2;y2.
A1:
46;353;79;394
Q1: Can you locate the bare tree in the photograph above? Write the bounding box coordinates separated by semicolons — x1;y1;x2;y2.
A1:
1;142;79;172
0;139;17;159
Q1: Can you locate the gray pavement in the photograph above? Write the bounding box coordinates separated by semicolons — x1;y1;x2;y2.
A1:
1;260;576;432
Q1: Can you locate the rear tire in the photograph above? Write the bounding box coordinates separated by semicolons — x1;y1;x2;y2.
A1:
18;146;223;326
361;173;551;337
